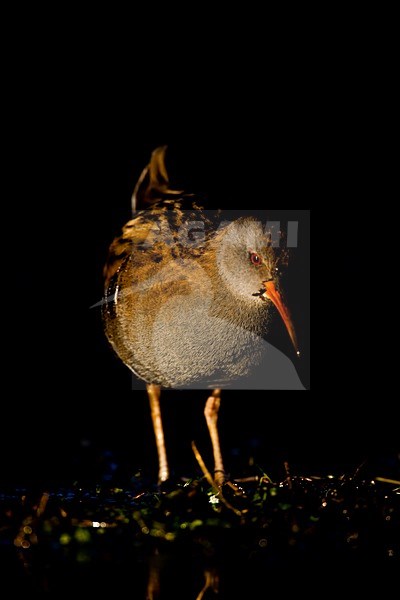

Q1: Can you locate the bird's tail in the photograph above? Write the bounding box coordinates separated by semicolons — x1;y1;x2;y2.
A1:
131;146;183;214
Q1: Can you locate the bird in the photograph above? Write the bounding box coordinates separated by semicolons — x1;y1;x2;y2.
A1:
103;146;300;485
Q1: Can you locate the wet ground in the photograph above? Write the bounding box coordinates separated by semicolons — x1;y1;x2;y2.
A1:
1;461;399;597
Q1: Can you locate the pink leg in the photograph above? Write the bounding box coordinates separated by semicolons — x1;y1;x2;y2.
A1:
204;389;225;486
147;384;169;483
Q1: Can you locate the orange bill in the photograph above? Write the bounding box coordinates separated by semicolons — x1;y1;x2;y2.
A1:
263;281;300;356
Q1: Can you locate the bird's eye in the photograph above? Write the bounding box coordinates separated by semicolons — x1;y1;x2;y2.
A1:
249;252;262;266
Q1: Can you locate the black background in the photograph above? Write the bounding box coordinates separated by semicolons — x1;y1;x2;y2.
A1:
3;66;397;488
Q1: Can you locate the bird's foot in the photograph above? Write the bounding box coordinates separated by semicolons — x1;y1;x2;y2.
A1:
213;469;227;487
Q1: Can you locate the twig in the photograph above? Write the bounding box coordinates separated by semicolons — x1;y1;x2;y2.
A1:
352;460;367;479
191;442;243;517
226;481;246;497
375;477;400;485
191;441;215;489
284;461;292;490
233;476;260;484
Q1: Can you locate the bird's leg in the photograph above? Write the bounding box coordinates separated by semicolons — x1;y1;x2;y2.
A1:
204;389;226;486
147;384;169;484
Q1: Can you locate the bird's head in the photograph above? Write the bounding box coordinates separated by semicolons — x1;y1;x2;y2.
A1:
215;217;299;355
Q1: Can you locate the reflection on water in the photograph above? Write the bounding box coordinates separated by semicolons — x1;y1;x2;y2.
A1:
0;468;399;596
146;551;219;600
